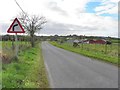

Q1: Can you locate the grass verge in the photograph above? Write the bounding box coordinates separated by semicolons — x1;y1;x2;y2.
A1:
2;43;49;88
50;41;118;66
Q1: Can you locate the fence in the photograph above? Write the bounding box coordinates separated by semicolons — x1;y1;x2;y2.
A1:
66;42;118;57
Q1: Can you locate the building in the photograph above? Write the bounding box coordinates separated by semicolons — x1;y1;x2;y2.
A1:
89;39;106;44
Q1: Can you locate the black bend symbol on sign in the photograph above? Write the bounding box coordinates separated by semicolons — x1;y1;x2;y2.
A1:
12;24;18;31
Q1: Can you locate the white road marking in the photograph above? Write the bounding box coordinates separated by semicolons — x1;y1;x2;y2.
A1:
44;61;55;88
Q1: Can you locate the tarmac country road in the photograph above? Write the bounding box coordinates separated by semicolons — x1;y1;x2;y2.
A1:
41;42;118;88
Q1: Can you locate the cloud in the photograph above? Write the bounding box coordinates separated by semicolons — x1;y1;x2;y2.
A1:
44;0;91;18
1;12;118;37
1;23;9;34
40;15;118;37
46;1;68;16
94;0;119;15
40;21;70;35
0;0;118;37
95;3;115;12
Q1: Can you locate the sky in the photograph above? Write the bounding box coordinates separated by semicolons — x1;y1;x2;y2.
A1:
0;0;119;37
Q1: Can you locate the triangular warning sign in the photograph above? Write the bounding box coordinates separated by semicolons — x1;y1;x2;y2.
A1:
7;18;25;33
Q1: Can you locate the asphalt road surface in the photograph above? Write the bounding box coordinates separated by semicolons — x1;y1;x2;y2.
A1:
42;42;118;88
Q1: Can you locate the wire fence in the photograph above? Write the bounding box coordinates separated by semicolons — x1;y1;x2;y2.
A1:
65;42;118;57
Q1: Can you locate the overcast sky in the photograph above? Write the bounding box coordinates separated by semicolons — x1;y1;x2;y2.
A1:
0;0;119;37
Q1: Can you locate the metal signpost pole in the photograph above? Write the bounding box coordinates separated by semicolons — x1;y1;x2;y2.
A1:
15;33;19;60
7;18;25;60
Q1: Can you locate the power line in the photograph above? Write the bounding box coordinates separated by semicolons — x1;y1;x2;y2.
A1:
14;0;26;15
14;0;31;21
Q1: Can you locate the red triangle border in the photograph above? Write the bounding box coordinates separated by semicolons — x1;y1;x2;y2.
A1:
7;18;25;33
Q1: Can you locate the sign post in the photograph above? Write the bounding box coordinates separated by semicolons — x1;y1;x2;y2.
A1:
7;18;25;60
15;33;18;59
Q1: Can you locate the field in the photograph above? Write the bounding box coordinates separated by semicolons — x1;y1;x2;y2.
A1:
1;41;49;88
2;41;31;63
50;41;119;65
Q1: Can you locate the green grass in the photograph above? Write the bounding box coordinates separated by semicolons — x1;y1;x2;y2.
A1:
2;43;49;88
2;41;30;56
50;41;119;65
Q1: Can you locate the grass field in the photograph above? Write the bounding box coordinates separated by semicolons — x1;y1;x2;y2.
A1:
2;41;31;63
1;41;49;88
50;41;119;65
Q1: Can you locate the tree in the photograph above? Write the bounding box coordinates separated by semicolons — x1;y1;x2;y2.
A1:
18;13;47;47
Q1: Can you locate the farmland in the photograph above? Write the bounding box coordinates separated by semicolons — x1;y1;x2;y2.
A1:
1;35;119;88
1;41;49;88
50;41;119;65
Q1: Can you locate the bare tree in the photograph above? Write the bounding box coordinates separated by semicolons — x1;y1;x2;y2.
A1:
18;13;47;47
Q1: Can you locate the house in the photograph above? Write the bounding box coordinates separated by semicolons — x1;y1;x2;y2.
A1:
67;39;80;44
73;39;79;43
82;39;89;44
95;39;106;44
79;39;108;44
89;39;96;44
89;39;106;44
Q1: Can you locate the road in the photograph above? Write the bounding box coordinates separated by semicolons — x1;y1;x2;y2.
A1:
41;42;118;88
